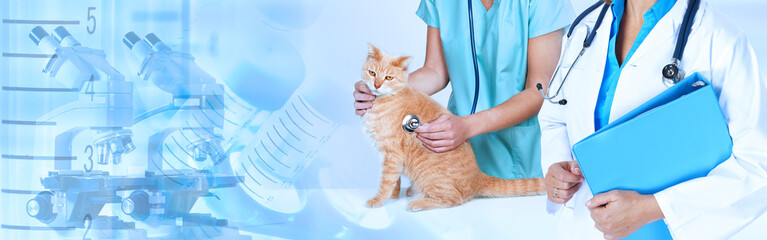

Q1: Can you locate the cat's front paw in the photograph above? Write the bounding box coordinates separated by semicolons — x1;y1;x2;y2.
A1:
365;198;384;208
407;201;424;212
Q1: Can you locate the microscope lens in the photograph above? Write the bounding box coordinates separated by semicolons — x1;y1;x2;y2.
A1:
123;137;136;153
52;26;71;43
98;144;108;165
28;26;49;46
122;32;142;49
144;33;171;51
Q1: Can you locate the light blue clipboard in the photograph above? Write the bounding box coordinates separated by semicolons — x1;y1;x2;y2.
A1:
572;73;733;240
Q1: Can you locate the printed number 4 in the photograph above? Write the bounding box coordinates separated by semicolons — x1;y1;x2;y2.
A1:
87;7;96;34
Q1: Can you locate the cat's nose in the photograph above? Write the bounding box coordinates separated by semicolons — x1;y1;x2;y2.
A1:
374;82;383;89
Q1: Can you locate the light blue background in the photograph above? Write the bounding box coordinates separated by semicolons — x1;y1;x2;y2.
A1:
1;0;765;239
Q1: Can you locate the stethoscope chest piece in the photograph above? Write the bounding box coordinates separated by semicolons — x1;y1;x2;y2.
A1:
662;60;685;87
402;115;420;133
662;63;679;79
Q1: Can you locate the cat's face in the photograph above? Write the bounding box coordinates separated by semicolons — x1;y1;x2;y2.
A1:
362;44;412;96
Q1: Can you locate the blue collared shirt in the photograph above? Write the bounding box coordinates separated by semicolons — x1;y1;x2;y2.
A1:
594;0;677;130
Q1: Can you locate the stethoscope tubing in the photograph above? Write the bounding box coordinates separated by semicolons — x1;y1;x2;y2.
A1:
540;0;700;105
540;1;609;105
468;0;481;115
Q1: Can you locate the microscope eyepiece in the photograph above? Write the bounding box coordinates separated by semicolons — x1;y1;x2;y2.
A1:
29;26;49;46
52;26;71;43
123;32;142;49
52;26;80;47
144;33;171;51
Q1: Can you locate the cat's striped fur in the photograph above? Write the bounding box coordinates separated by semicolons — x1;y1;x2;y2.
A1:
362;45;545;212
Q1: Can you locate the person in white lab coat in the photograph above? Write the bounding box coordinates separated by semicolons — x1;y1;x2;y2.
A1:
539;0;767;239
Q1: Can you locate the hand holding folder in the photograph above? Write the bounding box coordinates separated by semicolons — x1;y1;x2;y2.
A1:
572;73;733;239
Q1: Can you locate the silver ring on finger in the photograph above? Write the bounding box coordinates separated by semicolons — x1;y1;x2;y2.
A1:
553;187;559;198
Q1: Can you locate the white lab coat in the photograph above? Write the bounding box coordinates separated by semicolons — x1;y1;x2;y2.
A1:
539;0;767;239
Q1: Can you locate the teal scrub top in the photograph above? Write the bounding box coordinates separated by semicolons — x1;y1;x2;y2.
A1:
594;0;677;130
416;0;574;179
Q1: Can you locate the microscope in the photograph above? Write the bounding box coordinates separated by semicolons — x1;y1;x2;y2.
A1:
24;27;246;239
117;32;247;238
123;32;226;171
29;26;135;170
25;26;138;234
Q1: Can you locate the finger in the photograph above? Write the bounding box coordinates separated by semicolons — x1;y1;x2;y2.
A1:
588;204;612;227
549;162;582;183
416;115;451;133
353;91;375;101
414;124;430;133
591;209;612;234
431;147;453;153
594;222;607;234
550;163;582;183
417;131;452;141
355;81;372;94
417;135;453;148
422;143;436;152
355;109;367;116
587;191;619;209
354;101;373;111
554;182;582;199
416;121;451;133
413;123;431;133
546;184;572;204
568;161;583;176
590;207;601;223
546;175;578;189
550;194;571;204
545;171;570;189
420;141;454;153
434;115;451;122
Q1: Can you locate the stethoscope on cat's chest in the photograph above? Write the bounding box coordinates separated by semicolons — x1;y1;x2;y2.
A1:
401;0;483;134
402;114;421;133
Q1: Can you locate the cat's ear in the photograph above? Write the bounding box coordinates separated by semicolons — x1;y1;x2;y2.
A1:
368;43;383;61
392;56;412;71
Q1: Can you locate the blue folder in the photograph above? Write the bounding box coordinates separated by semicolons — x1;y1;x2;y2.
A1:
572;73;733;240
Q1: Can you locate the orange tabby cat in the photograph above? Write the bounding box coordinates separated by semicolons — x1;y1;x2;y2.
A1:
362;44;545;212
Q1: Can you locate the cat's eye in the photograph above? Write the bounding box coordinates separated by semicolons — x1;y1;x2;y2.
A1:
385;76;394;80
368;70;376;77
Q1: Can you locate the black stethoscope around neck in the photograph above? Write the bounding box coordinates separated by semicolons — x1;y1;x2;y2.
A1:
536;0;701;106
405;0;699;133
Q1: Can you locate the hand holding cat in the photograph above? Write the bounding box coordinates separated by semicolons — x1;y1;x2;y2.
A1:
415;114;473;153
586;190;664;240
354;80;376;116
545;161;583;204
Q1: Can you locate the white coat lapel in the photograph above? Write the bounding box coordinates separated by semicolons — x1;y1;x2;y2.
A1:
608;0;692;124
569;7;614;140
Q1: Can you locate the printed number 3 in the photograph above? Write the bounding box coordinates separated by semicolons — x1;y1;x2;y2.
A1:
84;145;93;172
87;7;96;34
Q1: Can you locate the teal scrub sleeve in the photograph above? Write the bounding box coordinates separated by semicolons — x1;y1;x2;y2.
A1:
416;0;440;28
528;0;575;38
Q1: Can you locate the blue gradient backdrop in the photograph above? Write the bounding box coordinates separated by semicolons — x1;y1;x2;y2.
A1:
1;0;764;239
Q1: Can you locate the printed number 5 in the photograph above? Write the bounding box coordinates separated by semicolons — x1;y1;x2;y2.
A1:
87;7;96;34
